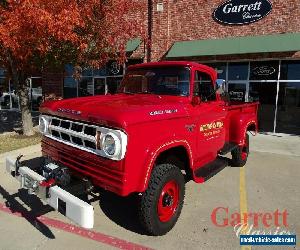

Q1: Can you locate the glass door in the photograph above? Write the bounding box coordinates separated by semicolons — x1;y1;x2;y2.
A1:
276;82;300;134
106;76;123;94
249;82;278;132
94;77;106;95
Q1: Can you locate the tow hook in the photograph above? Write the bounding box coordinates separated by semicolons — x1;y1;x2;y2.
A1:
15;154;24;176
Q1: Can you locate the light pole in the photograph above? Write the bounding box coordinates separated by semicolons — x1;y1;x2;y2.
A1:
147;0;153;62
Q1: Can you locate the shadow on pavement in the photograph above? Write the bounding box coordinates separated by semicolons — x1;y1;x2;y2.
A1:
98;190;147;235
0;185;55;239
3;155;148;236
0;156;55;239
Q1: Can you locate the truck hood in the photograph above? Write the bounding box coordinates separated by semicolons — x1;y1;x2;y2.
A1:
40;94;190;128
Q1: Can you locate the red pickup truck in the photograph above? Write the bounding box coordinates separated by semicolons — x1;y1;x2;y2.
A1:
6;61;258;236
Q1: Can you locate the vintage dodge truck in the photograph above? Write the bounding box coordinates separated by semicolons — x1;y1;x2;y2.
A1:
6;61;258;235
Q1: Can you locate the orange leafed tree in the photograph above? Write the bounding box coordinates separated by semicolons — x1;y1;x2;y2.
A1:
0;0;144;135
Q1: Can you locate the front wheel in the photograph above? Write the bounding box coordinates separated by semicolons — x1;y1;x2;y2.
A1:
231;133;249;167
139;164;185;236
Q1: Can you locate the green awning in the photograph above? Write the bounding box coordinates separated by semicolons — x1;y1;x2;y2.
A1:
166;33;300;58
126;38;142;52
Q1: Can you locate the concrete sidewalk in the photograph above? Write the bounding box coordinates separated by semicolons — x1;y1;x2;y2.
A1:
250;133;300;157
0;134;299;250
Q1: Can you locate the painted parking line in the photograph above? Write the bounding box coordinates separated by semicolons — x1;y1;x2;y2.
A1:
0;203;152;250
240;167;251;250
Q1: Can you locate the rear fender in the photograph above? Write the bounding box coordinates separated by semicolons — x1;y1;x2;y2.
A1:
230;114;257;145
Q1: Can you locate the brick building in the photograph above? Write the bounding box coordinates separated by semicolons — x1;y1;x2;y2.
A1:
1;0;300;134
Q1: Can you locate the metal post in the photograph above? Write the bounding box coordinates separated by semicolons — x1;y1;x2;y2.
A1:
9;79;12;109
274;60;281;134
147;0;153;62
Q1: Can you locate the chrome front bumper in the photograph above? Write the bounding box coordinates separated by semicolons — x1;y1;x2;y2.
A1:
5;157;94;229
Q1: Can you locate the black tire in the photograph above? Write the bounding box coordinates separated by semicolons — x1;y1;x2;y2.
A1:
139;164;185;236
231;133;249;167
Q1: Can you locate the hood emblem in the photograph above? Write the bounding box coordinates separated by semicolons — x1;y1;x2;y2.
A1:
57;108;82;116
185;124;196;132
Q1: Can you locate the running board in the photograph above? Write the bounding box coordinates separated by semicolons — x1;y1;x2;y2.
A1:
219;142;239;155
194;157;228;181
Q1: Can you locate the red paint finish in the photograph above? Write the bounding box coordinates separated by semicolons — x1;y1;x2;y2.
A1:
40;61;258;196
0;203;151;250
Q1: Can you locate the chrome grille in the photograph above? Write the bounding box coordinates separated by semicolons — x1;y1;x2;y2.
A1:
48;117;97;151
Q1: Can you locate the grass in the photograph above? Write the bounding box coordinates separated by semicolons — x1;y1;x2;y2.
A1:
0;132;42;154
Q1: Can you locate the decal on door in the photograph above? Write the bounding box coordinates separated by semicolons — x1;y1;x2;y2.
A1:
200;121;224;137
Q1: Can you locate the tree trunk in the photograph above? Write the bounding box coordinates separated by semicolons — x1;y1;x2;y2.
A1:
7;52;34;136
18;78;34;136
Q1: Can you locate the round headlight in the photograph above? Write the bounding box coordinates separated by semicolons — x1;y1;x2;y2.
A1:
39;116;48;134
103;134;116;156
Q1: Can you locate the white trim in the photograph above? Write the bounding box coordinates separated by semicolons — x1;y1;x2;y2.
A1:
5;157;94;229
274;60;282;133
41;115;128;161
143;140;193;189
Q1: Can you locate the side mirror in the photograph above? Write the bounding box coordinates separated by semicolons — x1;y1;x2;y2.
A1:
216;79;226;95
191;96;201;106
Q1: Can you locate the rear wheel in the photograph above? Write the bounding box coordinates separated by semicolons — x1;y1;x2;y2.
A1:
139;164;185;235
231;133;249;167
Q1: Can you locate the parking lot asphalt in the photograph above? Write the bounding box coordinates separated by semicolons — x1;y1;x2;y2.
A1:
0;134;299;250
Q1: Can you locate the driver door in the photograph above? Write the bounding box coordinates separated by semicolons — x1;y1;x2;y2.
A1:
192;70;227;167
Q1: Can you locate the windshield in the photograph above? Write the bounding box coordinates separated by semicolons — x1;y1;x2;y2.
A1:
118;66;190;96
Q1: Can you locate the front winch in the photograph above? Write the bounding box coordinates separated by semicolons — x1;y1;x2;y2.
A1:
5;156;95;229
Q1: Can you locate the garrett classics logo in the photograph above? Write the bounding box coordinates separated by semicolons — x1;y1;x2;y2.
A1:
213;0;273;25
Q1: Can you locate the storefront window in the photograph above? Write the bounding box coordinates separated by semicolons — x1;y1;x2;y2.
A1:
94;78;106;95
250;82;277;132
206;63;227;80
0;77;10;109
82;67;93;77
93;68;107;77
107;76;123;94
228;83;247;102
250;61;279;81
280;61;300;80
0;68;6;76
78;77;93;97
30;77;43;110
65;64;74;77
64;77;77;99
228;62;249;80
276;82;300;134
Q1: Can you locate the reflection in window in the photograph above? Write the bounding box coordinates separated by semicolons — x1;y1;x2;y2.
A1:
194;71;215;101
94;78;106;95
277;82;300;134
228;83;247;102
280;61;300;80
64;77;77;98
78;77;93;97
228;62;249;80
119;67;190;96
107;76;123;94
206;63;227;80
